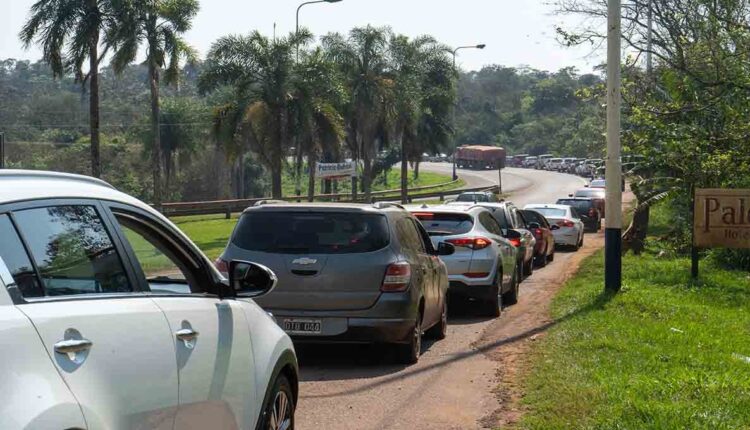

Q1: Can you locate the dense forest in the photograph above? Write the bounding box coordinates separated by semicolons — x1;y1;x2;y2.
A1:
0;57;603;202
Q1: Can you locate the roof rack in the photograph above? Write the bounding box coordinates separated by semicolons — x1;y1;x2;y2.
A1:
372;202;405;210
253;199;287;207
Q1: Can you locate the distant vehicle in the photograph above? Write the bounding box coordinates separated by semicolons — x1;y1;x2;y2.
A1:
524;204;585;250
523;156;539;168
561;158;577;173
573;187;606;218
0;170;298;430
590;179;606;188
454;145;507;170
537;154;554;169
455;191;501;203
218;202;455;364
556;198;602;232
520;209;557;267
410;205;520;312
481;202;538;278
548;158;564;171
510;154;529;167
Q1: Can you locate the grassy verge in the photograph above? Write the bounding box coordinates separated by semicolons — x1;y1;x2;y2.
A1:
172;214;239;260
281;169;462;197
518;206;750;429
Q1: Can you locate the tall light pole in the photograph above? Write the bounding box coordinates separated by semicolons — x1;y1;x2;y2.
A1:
294;0;343;198
451;44;486;181
605;0;623;292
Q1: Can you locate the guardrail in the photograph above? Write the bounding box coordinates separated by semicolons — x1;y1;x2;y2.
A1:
161;182;499;218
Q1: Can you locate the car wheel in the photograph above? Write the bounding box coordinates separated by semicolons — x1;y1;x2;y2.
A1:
259;374;295;430
503;267;520;305
486;275;503;317
524;257;534;278
396;312;422;364
535;252;547;268
425;298;448;340
575;234;583;250
548;246;555;262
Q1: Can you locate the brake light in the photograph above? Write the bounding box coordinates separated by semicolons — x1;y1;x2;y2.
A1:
556;220;575;228
446;237;492;250
588;208;596;217
382;262;411;292
412;213;434;219
508;237;522;247
534;228;542;237
214;258;229;274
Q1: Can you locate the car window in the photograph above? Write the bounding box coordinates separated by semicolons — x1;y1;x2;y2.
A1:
411;219;435;254
232;211;390;254
529;207;566;218
510;208;524;228
114;215;194;295
13;205;131;297
490;207;510;229
413;212;474;236
396;218;425;253
0;214;44;298
557;199;593;213
570;208;581;219
456;193;485;202
479;212;503;236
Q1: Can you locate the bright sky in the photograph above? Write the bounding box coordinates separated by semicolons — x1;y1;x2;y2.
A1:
1;0;602;73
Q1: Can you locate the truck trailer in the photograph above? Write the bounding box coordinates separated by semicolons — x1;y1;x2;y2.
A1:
454;145;507;170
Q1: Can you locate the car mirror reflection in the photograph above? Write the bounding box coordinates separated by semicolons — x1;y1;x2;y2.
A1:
229;260;278;298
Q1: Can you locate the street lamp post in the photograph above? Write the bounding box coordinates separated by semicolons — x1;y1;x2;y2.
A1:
605;0;623;292
451;44;486;181
294;0;343;198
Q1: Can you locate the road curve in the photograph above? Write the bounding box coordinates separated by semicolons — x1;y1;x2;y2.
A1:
294;167;590;430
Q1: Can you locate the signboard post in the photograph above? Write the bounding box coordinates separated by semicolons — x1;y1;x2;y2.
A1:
0;133;5;169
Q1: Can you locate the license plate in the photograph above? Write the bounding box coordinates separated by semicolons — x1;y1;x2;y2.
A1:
282;319;322;334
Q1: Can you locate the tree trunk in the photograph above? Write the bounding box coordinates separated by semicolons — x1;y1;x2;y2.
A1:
89;34;101;178
295;146;303;199
414;161;420;180
271;156;283;199
307;152;317;202
400;137;408;204
149;58;163;206
363;145;372;202
238;153;246;199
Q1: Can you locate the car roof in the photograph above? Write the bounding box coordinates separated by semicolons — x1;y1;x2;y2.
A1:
242;202;405;215
406;203;487;215
524;203;571;211
0;170;150;211
558;197;593;202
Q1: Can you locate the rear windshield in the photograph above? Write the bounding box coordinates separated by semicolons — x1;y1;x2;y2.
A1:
232;211;390;254
413;213;474;236
574;189;605;198
529;208;566;218
520;210;544;225
557;200;593;212
456;193;488;202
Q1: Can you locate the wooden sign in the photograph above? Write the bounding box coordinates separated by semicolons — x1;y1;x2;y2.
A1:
694;189;750;248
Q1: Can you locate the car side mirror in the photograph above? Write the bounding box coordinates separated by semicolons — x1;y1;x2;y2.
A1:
568;194;574;198
528;222;540;229
550;225;560;231
584;184;590;188
229;261;278;298
436;242;455;256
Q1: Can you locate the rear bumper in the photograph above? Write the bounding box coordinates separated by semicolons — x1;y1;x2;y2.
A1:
448;280;495;301
286;318;415;344
553;229;579;246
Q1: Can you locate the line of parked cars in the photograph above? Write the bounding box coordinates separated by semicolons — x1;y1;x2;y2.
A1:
0;171;607;429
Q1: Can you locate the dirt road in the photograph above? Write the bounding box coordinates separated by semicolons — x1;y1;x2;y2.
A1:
295;167;597;430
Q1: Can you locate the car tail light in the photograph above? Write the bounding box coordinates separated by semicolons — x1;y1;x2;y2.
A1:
534;228;542;237
556;220;575;228
382;262;411;292
508;237;522;247
588;208;597;217
214;258;229;274
446;237;492;250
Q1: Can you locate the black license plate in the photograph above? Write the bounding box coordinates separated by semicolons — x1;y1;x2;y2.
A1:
283;319;322;334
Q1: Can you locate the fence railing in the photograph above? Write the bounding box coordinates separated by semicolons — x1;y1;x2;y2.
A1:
161;182;499;218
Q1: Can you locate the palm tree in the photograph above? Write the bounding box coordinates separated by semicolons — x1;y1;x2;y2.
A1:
20;0;114;178
199;30;313;199
322;26;392;202
109;0;199;205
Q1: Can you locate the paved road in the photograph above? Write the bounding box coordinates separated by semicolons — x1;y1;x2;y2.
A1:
295;167;590;430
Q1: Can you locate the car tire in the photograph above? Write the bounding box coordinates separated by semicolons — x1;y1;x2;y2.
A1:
525;257;534;278
503;267;520;305
548;247;555;262
535;252;547;268
575;234;583;250
486;275;503;317
425;298;448;340
258;374;295;430
396;312;422;364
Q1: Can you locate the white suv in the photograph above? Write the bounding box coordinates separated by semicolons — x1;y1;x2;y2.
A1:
0;170;297;430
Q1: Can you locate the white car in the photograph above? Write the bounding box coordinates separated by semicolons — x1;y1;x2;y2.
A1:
0;170;297;430
523;204;585;250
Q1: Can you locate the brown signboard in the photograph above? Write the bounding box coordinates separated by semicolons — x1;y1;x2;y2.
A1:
694;189;750;248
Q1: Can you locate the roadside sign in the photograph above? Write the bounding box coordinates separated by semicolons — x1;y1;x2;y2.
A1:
316;161;358;179
694;188;750;248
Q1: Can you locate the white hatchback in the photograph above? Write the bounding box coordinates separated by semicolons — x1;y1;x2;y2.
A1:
523;204;585;250
0;170;297;430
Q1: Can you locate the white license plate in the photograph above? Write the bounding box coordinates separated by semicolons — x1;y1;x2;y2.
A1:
282;319;322;334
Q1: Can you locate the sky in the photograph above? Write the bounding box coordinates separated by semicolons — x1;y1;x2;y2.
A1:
0;0;603;73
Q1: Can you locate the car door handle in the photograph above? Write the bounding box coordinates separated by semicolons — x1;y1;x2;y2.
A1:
175;328;199;342
54;339;93;355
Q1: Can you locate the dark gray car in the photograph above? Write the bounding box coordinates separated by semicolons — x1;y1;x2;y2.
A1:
217;202;455;364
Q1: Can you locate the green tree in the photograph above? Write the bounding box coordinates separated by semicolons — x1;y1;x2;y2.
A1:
19;0;115;177
109;0;199;205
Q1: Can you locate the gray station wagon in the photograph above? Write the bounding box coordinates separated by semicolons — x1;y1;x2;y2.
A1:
217;202;455;364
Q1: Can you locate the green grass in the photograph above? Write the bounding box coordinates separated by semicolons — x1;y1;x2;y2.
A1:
172;214;239;260
281;169;461;197
518;207;750;429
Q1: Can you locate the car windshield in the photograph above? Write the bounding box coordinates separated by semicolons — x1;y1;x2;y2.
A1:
413;212;474;236
574;189;605;198
231;211;390;254
590;180;606;188
456;193;488;202
528;207;567;218
557;200;593;212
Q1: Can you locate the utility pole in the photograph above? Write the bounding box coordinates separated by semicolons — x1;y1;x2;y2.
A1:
605;0;623;292
0;133;5;169
450;44;486;181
